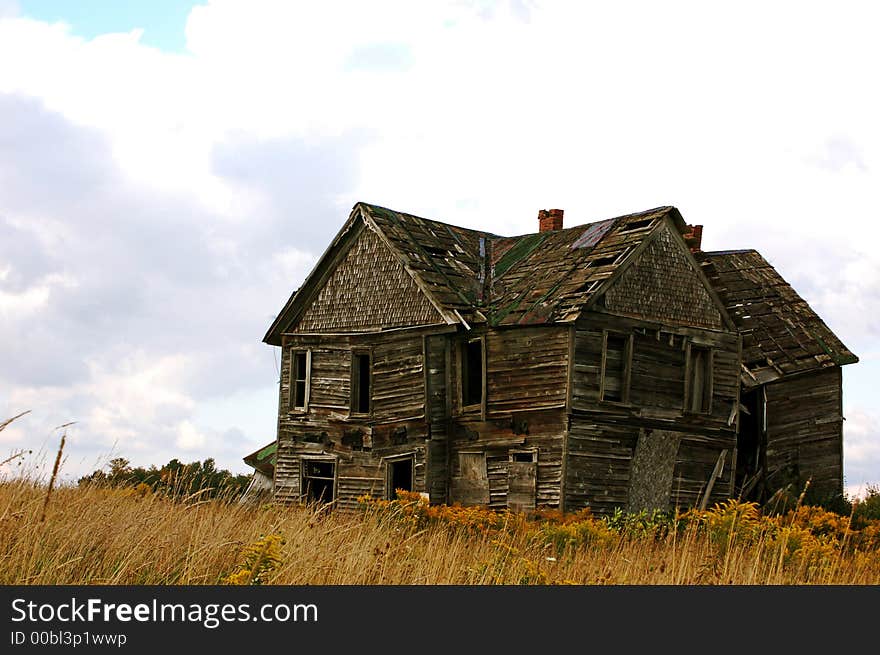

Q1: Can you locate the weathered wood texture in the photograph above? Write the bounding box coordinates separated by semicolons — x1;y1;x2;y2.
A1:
604;223;723;329
425;334;449;504
564;422;639;515
448;409;566;509
295;225;442;332
670;435;735;510
697;249;857;383
764;367;843;498
485;327;570;417
564;423;735;515
274;329;432;508
571;312;740;435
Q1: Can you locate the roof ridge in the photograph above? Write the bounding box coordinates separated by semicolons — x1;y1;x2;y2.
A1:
357;201;499;239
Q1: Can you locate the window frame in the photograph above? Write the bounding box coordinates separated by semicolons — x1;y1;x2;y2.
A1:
458;335;486;415
299;455;337;504
599;330;633;405
288;348;312;413
349;348;373;417
684;341;714;415
384;452;416;500
509;448;538;464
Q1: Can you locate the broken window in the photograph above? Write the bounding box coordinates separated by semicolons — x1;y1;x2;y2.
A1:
301;459;335;504
386;455;414;499
461;337;484;409
600;332;632;403
618;218;655;233
289;349;311;411
685;344;713;414
350;351;371;415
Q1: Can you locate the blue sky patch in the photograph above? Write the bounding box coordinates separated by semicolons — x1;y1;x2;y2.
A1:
20;0;203;52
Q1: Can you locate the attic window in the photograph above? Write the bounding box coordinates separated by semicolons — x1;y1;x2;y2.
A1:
619;218;656;233
289;349;311;412
350;351;372;415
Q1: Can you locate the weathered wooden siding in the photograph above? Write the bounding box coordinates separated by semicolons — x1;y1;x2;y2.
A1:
295;225;442;332
670;435;733;510
572;312;740;433
448;409;566;508
764;367;843;498
604;223;723;329
564;422;639;515
485;327;570;417
274;328;435;508
443;326;569;509
425;334;450;504
565;307;738;515
564;423;734;515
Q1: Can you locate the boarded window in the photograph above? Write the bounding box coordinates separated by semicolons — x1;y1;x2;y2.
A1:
601;332;632;403
351;352;371;414
451;452;489;505
461;338;484;408
386;456;414;499
508;450;537;512
685;345;713;413
289;349;311;411
301;459;335;504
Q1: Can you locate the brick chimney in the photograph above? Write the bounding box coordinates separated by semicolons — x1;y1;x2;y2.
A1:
682;224;703;252
539;208;564;232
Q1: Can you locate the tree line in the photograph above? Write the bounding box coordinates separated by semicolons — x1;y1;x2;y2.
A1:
78;457;252;500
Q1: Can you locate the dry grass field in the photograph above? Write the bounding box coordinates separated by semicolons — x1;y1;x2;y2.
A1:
2;474;879;585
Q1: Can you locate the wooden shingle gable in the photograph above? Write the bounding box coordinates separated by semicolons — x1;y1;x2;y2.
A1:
582;216;737;332
263;204;457;344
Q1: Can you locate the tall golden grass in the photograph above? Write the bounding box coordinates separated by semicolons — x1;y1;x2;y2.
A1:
1;476;878;585
2;410;877;585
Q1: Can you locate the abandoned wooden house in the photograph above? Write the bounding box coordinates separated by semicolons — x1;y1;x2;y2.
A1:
257;202;857;514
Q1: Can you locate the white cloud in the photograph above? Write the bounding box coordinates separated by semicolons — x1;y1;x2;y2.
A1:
176;420;207;451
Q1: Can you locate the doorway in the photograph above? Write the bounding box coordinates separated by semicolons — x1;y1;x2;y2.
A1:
386;456;414;499
735;387;766;500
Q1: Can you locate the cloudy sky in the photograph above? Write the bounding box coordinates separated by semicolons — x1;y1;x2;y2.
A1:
0;1;877;494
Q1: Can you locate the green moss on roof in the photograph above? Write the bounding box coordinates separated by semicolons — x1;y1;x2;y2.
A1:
493;233;546;278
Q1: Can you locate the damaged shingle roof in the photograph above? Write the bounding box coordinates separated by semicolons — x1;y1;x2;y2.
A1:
361;203;684;326
486;207;682;326
697;249;858;384
360;204;497;315
265;202;857;380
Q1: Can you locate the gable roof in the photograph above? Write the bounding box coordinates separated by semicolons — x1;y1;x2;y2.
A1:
264;203;693;342
486;206;689;326
264;202;855;378
697;249;858;385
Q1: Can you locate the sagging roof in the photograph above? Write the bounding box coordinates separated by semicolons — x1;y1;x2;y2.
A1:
263;202;687;343
697;249;858;385
243;441;277;478
487;206;684;326
264;202;856;380
362;203;497;316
